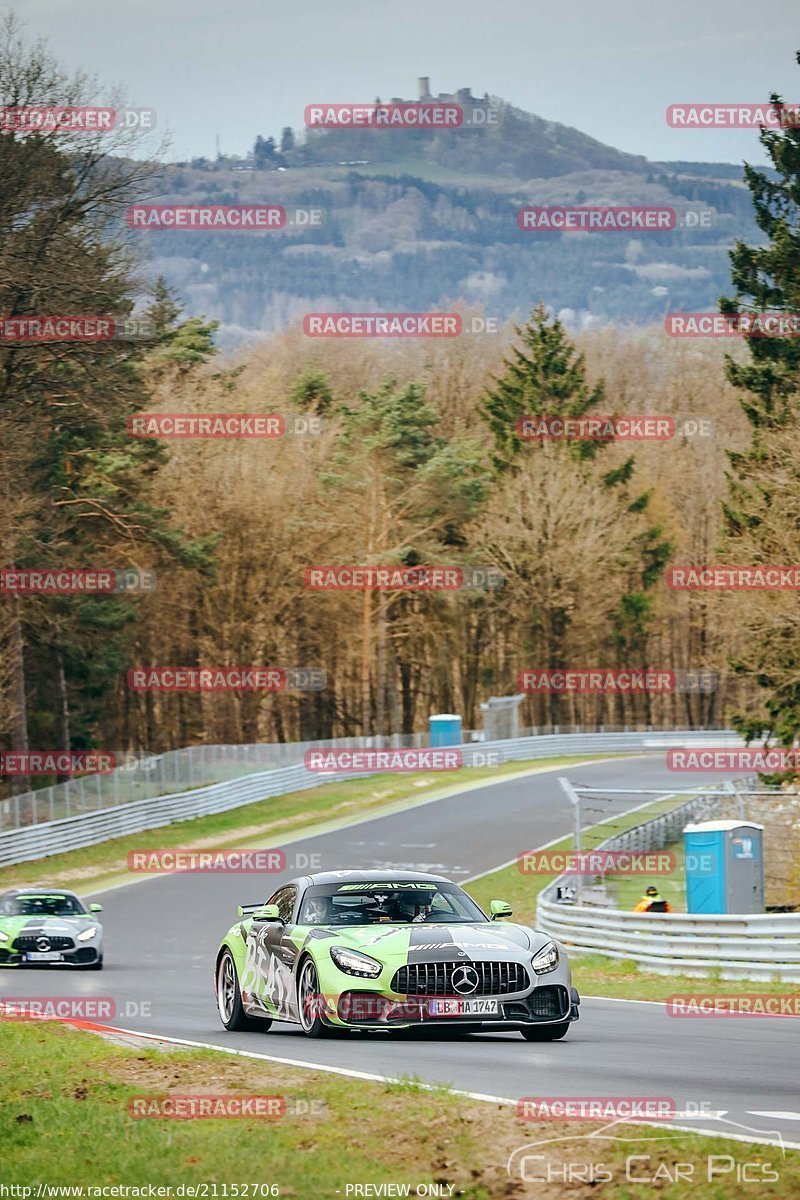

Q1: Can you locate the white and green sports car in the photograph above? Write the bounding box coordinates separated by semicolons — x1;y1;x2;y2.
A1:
0;887;104;968
215;870;580;1039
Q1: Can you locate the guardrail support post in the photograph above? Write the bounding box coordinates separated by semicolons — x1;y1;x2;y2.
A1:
559;776;585;901
729;780;745;820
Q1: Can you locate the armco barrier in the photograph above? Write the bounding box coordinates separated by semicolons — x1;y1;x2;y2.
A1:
537;898;800;982
0;729;741;869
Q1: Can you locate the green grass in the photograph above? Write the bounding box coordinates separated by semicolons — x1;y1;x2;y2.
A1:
2;1020;797;1197
340;158;522;187
0;755;621;892
570;954;800;1001
609;838;685;911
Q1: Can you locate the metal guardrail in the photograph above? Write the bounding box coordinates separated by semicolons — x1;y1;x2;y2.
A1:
0;721;738;831
0;728;742;869
537;779;800;982
538;899;800;982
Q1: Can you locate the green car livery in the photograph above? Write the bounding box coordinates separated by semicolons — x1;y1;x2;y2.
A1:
215;870;579;1039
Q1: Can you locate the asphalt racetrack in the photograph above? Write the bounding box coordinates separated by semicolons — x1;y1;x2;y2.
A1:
2;755;798;1153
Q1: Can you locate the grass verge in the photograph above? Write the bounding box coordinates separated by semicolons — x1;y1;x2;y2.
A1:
1;1020;797;1197
0;755;621;893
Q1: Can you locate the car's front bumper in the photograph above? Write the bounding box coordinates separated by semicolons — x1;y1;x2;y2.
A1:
0;943;102;967
333;982;579;1028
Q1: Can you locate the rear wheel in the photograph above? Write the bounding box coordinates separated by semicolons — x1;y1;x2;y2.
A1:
297;957;332;1038
216;950;270;1032
520;1021;571;1041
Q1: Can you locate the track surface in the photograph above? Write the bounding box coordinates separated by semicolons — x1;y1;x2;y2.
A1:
2;756;798;1154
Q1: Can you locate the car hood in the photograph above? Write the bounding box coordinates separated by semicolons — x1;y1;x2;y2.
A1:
0;915;98;938
310;922;551;962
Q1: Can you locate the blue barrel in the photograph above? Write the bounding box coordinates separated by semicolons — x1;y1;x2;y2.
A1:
429;714;462;746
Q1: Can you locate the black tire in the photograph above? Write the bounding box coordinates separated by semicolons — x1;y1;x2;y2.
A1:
216;949;270;1032
297;956;333;1038
520;1021;571;1041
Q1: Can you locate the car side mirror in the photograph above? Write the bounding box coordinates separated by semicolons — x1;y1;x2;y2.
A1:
89;903;103;913
489;899;513;920
251;903;282;923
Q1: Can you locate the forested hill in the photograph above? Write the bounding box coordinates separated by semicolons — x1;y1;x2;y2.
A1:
141;85;759;350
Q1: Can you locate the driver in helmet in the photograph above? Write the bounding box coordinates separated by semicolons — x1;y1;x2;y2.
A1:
300;895;331;925
394;891;433;924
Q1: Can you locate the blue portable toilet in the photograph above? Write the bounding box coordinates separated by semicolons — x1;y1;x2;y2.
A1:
429;714;463;747
683;820;765;915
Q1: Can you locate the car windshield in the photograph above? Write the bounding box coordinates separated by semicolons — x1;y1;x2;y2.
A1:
0;892;86;917
298;881;487;926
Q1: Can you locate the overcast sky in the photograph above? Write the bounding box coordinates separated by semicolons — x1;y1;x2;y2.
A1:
3;0;799;164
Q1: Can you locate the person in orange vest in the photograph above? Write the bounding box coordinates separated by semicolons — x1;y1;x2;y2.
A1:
634;885;671;913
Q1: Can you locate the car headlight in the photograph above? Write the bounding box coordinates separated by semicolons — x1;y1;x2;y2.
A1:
330;947;383;978
531;941;559;974
0;929;8;942
76;926;98;942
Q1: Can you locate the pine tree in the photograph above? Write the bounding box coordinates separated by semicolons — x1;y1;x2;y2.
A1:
720;59;800;754
480;304;605;471
479;306;671;726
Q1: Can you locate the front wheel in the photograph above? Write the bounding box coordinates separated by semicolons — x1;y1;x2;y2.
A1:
297;957;332;1038
520;1021;571;1041
216;950;269;1032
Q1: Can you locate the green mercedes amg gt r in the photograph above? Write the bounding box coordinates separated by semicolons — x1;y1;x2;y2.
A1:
214;870;580;1039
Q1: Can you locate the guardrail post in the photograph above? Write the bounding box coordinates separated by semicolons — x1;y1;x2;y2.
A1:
729;779;745;820
558;776;583;855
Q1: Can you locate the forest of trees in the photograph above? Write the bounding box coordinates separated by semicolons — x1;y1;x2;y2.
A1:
2;23;800;792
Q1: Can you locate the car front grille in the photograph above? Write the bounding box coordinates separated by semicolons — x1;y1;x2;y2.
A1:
392;960;529;996
13;935;75;952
